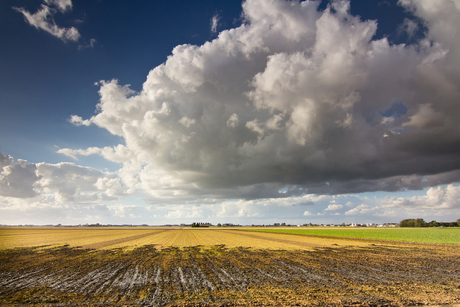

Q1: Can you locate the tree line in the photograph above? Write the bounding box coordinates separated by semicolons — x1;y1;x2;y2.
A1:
400;218;460;227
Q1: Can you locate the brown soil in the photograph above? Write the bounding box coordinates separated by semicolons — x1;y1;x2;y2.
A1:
0;244;459;306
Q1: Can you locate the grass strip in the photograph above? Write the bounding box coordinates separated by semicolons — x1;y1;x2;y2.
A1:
244;228;460;245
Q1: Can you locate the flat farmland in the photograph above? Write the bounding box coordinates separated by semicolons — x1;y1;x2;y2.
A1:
1;227;460;306
245;227;460;245
0;227;374;250
0;227;173;250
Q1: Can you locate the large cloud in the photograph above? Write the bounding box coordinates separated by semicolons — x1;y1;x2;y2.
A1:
380;184;460;218
0;152;41;198
0;152;126;202
63;0;460;201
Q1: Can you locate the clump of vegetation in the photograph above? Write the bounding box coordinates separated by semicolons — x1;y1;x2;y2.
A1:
191;222;210;227
399;218;427;227
400;218;460;227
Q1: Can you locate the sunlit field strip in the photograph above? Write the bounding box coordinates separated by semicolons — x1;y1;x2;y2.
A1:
187;229;225;246
149;229;184;248
161;229;273;249
244;227;460;245
183;229;250;248
82;228;377;250
209;229;307;250
191;228;368;250
0;227;401;251
170;229;197;247
211;229;307;249
185;229;257;248
0;227;166;249
107;229;179;249
223;229;374;250
107;229;304;250
0;228;125;244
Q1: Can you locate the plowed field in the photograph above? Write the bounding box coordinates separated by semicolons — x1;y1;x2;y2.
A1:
1;228;459;306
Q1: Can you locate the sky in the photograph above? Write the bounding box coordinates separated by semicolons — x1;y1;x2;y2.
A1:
1;0;460;226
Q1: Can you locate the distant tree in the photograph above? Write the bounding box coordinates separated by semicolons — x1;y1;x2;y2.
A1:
415;218;426;227
191;222;197;228
400;219;411;227
400;218;426;227
428;220;439;227
439;222;457;227
217;223;221;227
457;219;460;227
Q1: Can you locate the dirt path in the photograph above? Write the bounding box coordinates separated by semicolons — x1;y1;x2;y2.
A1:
80;230;169;249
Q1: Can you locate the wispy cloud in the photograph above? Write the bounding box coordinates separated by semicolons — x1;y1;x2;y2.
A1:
78;38;97;50
14;0;80;42
210;14;220;33
398;18;419;39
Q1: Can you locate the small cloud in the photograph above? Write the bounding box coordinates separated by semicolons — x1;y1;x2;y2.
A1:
345;204;375;215
398;18;419;39
294;201;314;207
246;119;265;136
381;116;395;125
402;104;444;129
210;14;220;33
69;115;92;126
324;204;343;211
266;114;283;130
226;113;239;128
56;148;78;160
78;38;97;50
179;117;196;128
44;0;72;13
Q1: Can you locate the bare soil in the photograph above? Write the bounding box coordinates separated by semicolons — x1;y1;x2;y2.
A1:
1;243;459;306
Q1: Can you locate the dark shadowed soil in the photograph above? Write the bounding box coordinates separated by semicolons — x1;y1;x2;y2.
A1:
1;244;459;306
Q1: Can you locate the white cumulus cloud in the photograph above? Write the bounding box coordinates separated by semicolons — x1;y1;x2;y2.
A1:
41;0;460;203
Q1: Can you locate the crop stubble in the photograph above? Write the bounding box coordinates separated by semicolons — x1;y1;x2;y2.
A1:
0;228;459;306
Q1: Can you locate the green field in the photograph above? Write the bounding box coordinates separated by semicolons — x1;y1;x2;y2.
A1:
246;227;460;245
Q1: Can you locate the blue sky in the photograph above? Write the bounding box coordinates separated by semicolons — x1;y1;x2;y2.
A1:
1;0;459;225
